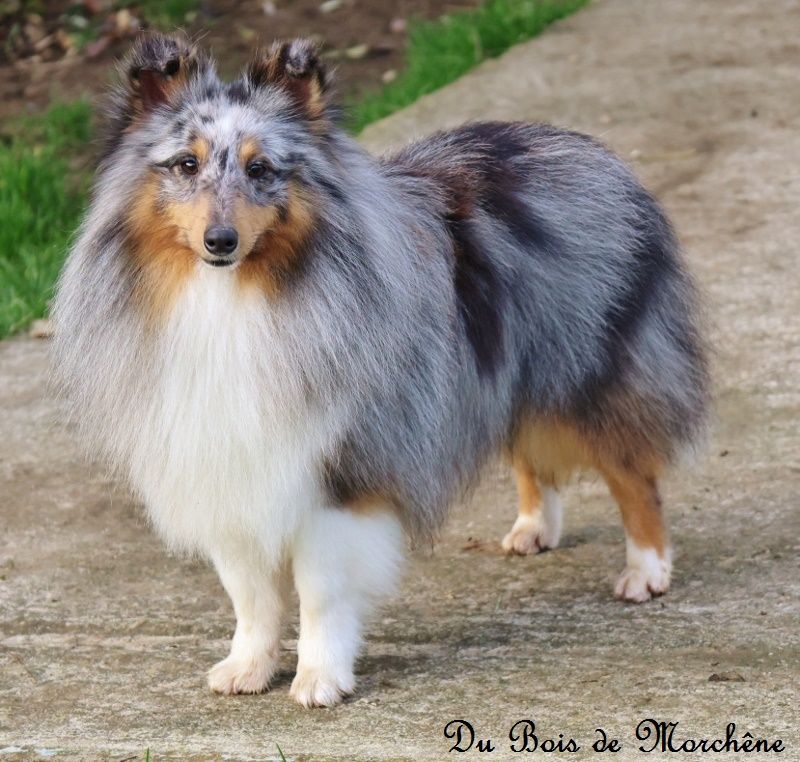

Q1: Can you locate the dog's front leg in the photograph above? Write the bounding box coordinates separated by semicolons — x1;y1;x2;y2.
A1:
290;506;405;707
207;547;290;695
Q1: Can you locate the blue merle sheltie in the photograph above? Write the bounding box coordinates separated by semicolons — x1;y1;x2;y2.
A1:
52;33;710;706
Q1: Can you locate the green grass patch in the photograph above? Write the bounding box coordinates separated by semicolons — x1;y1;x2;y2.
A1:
349;0;588;132
0;101;92;337
134;0;201;27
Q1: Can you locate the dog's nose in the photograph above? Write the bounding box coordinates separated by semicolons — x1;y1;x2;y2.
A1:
203;226;239;255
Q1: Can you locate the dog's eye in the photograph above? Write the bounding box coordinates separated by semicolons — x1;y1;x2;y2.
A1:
178;157;199;176
246;162;269;180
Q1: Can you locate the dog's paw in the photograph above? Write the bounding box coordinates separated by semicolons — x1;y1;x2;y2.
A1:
502;514;560;555
614;549;671;603
290;666;354;708
207;653;276;695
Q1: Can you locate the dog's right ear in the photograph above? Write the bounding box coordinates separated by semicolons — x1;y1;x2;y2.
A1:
100;33;210;161
122;32;205;113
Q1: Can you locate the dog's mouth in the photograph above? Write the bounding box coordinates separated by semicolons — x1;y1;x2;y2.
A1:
200;256;238;269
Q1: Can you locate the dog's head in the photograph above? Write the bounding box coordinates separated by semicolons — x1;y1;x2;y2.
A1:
104;33;334;282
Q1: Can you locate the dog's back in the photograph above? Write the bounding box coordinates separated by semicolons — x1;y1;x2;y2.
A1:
327;121;708;535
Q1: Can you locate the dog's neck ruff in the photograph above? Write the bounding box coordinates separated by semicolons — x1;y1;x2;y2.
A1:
126;266;336;559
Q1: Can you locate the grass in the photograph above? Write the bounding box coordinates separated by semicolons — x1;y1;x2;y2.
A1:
0;0;588;339
348;0;589;131
135;0;201;27
0;101;92;337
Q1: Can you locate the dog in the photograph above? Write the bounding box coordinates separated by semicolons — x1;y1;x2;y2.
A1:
52;33;709;707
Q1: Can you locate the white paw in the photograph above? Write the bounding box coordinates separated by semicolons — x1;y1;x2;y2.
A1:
614;547;671;603
502;514;560;555
207;652;277;695
290;666;355;708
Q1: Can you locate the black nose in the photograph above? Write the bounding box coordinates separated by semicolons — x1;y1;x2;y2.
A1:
203;226;238;255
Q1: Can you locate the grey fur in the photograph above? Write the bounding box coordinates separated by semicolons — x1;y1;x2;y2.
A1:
53;34;709;546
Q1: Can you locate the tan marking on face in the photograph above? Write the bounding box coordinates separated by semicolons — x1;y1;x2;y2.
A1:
163;192;213;256
231;198;279;261
236;183;315;296
188;136;210;164
126;176;196;326
238;137;262;167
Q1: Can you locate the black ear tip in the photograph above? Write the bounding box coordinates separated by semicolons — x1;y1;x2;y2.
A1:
125;31;194;78
284;39;322;78
128;57;180;83
164;58;181;77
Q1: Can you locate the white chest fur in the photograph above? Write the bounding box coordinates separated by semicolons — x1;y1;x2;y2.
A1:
127;267;329;561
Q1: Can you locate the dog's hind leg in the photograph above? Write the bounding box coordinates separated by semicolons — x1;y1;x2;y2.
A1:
290;505;404;707
502;456;563;555
599;464;671;603
207;548;291;695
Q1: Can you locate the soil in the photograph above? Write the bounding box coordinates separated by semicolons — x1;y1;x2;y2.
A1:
0;0;481;124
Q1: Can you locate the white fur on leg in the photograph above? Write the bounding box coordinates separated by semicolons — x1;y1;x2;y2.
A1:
502;486;563;555
208;549;288;695
290;507;404;708
615;538;672;603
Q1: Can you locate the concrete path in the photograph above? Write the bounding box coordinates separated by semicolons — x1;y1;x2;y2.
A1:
2;0;799;759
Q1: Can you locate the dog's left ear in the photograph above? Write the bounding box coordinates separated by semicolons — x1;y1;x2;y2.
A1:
246;39;331;121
